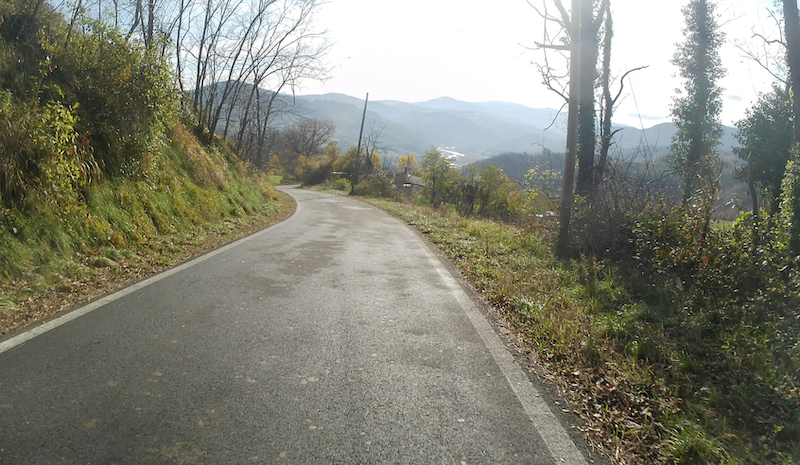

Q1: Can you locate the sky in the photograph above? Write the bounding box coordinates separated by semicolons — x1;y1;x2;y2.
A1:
298;0;782;129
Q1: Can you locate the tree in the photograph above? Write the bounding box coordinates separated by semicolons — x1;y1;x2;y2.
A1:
784;0;800;146
295;140;340;185
396;154;420;176
669;0;725;202
100;0;328;145
734;84;793;215
362;121;385;164
276;118;334;177
595;10;645;191
529;0;608;198
781;0;800;256
735;7;788;87
282;118;335;159
421;148;457;208
458;165;480;215
575;0;609;197
557;0;581;257
476;165;515;218
531;0;622;256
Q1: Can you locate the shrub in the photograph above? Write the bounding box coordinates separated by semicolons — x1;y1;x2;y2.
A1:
325;177;350;191
353;172;395;198
51;21;179;177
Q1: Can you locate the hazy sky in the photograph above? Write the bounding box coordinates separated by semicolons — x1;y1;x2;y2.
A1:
299;0;781;129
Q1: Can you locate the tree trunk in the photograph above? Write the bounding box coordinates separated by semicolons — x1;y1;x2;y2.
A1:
146;0;155;49
782;0;800;256
597;7;613;195
575;0;598;198
556;0;582;258
785;0;800;145
235;79;260;152
29;0;45;25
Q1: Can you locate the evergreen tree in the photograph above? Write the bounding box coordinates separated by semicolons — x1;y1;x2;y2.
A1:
734;84;793;214
669;0;725;201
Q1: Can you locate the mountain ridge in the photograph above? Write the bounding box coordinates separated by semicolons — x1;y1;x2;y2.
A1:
271;92;739;165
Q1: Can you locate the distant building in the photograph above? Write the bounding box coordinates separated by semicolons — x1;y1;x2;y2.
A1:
393;171;424;195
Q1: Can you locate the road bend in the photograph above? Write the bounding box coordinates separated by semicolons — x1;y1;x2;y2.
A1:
0;187;590;464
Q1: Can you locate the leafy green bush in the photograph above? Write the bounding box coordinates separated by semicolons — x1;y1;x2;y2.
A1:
0;1;178;209
52;22;179;176
632;203;800;459
0;90;98;210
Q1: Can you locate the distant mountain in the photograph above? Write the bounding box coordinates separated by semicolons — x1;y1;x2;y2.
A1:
611;122;739;158
221;88;739;165
284;94;568;164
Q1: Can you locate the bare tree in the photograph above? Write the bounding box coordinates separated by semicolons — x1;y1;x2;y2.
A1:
230;4;329;151
735;7;789;87
94;0;327;150
596;6;647;190
530;0;608;199
556;0;581;258
282;118;335;159
362;120;386;161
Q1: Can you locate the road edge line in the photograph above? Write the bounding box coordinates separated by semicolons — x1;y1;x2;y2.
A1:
0;219;289;355
418;240;589;465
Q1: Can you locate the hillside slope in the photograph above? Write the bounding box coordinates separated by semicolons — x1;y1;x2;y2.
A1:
0;123;293;336
0;0;295;335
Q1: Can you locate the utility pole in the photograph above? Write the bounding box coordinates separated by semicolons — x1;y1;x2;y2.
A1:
350;92;369;195
556;0;581;258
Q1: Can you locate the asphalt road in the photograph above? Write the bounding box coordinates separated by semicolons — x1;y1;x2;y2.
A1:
0;187;590;464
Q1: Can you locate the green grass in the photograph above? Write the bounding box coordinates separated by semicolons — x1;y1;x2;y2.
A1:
267;175;283;185
362;197;799;465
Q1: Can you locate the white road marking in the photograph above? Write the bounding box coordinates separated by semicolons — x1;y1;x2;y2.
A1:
409;222;589;465
0;220;288;355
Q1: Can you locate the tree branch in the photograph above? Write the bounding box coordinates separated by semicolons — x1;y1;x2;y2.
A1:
612;65;649;105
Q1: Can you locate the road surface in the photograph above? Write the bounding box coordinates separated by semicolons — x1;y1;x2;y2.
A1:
0;187;590;464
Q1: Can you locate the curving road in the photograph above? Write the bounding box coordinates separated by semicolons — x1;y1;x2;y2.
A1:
0;187;590;464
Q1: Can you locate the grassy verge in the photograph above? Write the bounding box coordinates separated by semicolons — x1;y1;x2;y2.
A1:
360;196;798;465
0;124;295;337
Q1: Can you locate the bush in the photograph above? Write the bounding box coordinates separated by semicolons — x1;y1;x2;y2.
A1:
353;172;395;198
0;91;98;210
325;177;351;191
51;21;179;176
631;205;800;455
